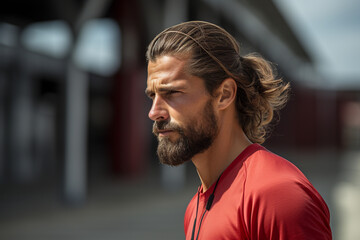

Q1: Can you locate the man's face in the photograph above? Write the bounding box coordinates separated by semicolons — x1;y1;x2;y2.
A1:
146;55;219;166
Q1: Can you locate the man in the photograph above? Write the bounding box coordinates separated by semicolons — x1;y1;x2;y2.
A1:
145;21;332;240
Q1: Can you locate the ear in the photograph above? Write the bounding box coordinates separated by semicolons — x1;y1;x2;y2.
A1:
216;78;237;110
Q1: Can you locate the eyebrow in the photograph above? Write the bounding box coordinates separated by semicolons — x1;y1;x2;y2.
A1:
145;85;183;97
145;88;154;97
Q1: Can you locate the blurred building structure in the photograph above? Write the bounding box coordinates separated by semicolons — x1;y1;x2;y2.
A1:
0;0;359;239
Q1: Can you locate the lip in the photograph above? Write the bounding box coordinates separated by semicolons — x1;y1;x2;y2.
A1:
157;130;173;136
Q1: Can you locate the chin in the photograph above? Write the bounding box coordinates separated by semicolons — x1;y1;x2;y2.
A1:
158;134;179;143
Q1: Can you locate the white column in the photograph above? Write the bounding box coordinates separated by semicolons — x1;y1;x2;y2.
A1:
64;64;88;204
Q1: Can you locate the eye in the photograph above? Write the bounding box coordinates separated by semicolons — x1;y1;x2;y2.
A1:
146;91;155;100
166;90;181;96
148;93;155;99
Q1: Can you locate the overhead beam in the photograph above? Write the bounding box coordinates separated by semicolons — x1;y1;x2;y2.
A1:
204;0;323;88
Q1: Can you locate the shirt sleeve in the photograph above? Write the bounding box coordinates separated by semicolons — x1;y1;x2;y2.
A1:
243;178;332;240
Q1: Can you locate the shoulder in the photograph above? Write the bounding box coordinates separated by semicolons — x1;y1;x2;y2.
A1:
244;147;309;188
243;147;326;212
242;147;332;239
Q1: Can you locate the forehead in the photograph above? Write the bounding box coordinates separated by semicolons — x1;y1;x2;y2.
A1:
147;55;189;85
146;55;209;96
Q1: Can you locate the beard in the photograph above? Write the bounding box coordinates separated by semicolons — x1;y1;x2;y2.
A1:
152;100;218;166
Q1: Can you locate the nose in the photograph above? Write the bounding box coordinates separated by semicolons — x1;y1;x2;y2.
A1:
148;95;169;121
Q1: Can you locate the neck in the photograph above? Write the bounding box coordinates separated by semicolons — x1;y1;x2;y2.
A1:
192;119;251;192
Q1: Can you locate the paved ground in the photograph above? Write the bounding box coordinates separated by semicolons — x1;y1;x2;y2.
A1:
0;175;196;240
0;149;359;240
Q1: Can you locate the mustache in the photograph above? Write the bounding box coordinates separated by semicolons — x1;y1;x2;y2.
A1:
152;121;182;135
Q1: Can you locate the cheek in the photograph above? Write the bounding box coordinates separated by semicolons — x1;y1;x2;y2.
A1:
169;109;200;132
167;92;211;126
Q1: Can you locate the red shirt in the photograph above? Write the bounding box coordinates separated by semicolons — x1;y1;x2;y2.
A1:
184;144;332;239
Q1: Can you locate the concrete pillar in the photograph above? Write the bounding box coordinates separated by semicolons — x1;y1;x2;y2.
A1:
63;64;88;204
0;72;5;182
9;65;34;183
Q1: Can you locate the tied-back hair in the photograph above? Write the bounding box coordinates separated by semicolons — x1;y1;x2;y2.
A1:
146;21;290;144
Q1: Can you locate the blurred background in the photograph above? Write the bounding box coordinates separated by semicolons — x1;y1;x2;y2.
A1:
0;0;359;239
